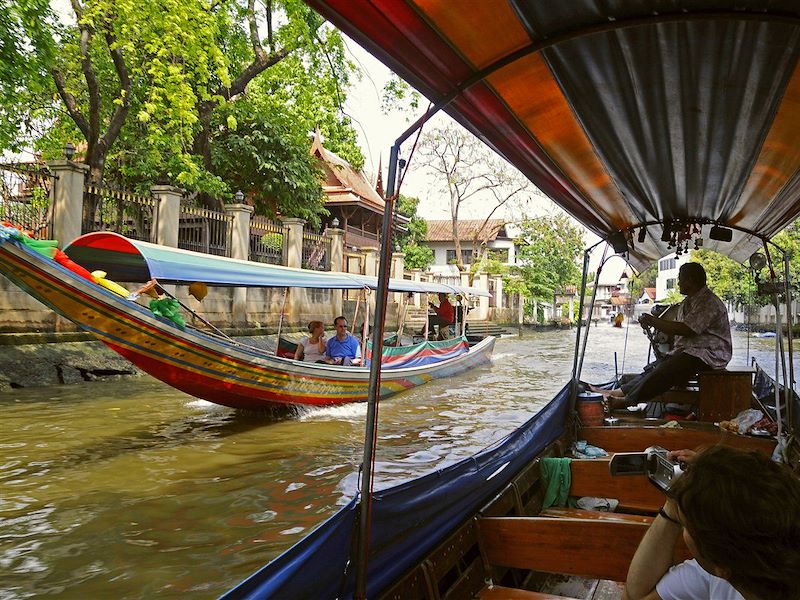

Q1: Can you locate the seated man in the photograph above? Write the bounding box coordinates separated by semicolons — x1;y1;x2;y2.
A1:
596;263;731;417
324;316;361;366
427;292;455;338
624;445;800;600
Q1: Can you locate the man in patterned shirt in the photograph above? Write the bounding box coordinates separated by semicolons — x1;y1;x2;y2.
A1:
598;262;732;415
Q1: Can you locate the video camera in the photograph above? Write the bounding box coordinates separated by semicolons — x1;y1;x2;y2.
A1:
609;446;684;492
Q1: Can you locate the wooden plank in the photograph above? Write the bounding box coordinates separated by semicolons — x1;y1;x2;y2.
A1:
540;507;653;524
479;585;580;599
578;426;776;455
478;517;691;582
569;459;665;512
698;371;752;422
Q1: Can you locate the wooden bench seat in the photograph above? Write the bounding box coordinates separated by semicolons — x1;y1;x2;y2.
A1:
569;459;665;512
478;516;690;582
479;585;579;599
539;507;653;524
578;425;777;455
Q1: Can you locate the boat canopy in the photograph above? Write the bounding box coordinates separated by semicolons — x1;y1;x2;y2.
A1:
63;232;490;296
307;1;800;269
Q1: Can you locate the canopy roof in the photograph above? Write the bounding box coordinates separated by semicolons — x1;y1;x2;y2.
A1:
307;1;800;268
64;232;489;296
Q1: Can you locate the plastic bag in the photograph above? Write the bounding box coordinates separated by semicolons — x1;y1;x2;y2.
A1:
733;408;764;435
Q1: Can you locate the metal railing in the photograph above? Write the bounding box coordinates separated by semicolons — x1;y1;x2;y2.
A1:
0;162;53;239
250;216;284;264
82;184;155;241
302;230;331;271
178;203;232;256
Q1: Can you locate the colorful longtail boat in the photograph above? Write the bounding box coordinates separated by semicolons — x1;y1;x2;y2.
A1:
0;229;495;409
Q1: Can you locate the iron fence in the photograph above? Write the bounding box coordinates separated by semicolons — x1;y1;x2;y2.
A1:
302;230;331;271
0;162;53;239
82;184;155;241
178;203;232;256
250;217;284;264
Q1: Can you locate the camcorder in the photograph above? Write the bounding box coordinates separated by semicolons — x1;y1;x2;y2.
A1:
609;446;684;492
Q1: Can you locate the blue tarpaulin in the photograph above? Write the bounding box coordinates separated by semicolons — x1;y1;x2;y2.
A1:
223;384;570;599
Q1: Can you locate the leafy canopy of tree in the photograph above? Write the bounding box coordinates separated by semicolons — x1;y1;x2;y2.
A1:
628;263;657;303
394;194;433;270
5;0;362;222
513;214;584;302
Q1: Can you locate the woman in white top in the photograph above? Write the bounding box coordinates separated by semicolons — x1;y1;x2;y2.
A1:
294;320;327;362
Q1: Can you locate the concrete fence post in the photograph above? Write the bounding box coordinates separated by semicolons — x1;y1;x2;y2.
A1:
328;228;345;320
225;203;254;325
150;185;183;248
477;271;489;320
411;269;422;307
281;218;305;269
391;251;405;303
49;160;88;247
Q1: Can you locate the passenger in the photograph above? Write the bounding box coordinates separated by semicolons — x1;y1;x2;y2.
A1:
427;292;455;338
593;263;731;416
294;320;327;362
324;316;361;366
624;445;800;600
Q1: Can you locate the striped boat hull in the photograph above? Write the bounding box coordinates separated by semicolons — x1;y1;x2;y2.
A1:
0;238;495;409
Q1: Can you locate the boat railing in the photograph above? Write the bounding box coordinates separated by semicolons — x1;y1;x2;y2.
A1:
0;162;53;240
177;203;233;257
250;216;284;265
81;183;155;242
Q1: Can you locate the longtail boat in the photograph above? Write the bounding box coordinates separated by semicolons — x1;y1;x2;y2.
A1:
221;2;800;598
0;229;494;409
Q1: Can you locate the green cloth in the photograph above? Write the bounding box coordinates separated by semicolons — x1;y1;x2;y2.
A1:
540;457;572;508
19;236;58;258
149;298;185;328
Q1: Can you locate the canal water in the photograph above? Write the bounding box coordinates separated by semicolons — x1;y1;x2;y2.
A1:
0;327;793;598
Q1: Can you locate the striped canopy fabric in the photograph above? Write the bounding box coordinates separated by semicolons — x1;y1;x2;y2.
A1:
308;1;800;268
63;231;490;296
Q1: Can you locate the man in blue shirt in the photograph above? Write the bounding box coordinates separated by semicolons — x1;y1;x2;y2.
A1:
324;316;361;366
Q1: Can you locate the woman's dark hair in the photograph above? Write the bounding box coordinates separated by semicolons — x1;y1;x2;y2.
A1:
668;445;800;599
307;320;323;333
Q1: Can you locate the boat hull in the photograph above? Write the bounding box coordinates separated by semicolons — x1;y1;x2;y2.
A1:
0;238;495;409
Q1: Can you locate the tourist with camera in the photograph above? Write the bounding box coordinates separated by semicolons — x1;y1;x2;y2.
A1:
623;445;800;600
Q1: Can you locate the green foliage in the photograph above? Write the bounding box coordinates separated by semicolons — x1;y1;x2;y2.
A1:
3;0;362;221
211;105;327;228
381;74;420;115
628;263;657;302
394;194;433;270
514;214;584;301
403;243;434;270
260;232;283;251
662;287;685;305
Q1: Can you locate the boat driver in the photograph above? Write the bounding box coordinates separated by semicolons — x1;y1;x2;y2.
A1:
593;262;731;417
324;316;361;366
624;445;800;600
427;292;455;338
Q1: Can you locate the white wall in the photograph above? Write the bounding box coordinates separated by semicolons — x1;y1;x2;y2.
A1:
655;253;691;300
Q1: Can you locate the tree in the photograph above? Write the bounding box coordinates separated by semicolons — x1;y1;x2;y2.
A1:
395;194;433;270
628;263;657;303
513;214;584;303
6;0;361;219
419;125;530;271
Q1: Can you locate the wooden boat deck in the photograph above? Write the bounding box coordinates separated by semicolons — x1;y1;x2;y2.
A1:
378;423;776;600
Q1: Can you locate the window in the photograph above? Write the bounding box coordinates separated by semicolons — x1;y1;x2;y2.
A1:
490;248;509;262
446;249;456;263
447;249;474;264
659;257;676;271
666;278;676;290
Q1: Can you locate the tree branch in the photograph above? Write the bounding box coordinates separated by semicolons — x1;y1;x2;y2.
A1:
51;68;90;139
97;22;131;155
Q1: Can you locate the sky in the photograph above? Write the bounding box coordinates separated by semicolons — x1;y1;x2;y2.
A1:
340;36;624;282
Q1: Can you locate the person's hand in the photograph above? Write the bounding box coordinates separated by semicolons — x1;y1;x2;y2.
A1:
666;448;697;465
639;313;656;328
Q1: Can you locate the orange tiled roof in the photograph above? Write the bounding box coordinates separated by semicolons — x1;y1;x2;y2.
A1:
424;219;507;242
311;132;385;212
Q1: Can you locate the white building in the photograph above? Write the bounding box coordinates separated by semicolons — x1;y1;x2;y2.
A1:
423;219;515;272
655;252;692;300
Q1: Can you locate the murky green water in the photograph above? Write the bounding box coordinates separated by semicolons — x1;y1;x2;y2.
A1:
0;328;793;598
